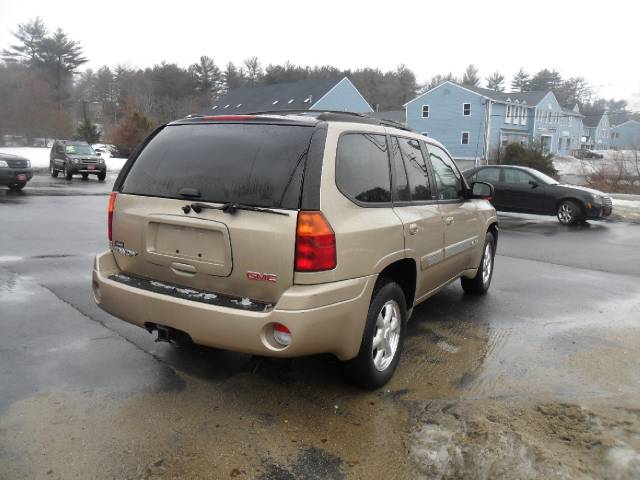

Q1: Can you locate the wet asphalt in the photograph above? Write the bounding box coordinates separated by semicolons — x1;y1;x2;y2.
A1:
1;175;639;479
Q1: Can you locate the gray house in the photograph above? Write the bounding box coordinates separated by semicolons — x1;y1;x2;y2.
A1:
207;77;373;115
582;112;610;150
610;120;640;149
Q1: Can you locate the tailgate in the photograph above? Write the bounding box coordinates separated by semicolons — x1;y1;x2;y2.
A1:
112;194;298;303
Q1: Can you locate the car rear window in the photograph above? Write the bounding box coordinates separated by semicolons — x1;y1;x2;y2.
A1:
120;123;316;209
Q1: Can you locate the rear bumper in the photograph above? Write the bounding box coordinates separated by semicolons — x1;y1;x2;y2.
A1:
92;251;376;360
0;168;33;185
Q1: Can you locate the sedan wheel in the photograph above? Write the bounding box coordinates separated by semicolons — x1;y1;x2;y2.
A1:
557;200;581;225
50;163;58;178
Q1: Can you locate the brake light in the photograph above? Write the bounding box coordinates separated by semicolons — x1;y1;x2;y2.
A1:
202;115;257;121
108;192;117;242
295;211;336;272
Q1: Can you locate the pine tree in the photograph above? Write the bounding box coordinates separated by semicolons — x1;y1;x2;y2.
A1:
223;62;244;92
462;65;480;87
486;71;505;91
76;119;100;144
511;68;530;92
1;17;47;65
189;56;222;97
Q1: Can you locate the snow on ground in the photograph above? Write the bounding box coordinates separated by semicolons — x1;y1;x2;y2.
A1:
0;147;126;172
611;195;640;223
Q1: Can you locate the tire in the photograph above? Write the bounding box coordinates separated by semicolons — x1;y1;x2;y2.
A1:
97;172;106;181
50;163;58;178
461;232;495;295
344;280;407;389
557;199;582;225
64;164;73;180
8;183;26;191
81;173;89;180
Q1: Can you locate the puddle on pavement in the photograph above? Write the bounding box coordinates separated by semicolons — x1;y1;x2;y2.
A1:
0;270;36;303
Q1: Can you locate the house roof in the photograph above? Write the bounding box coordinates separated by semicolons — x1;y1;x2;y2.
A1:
462;83;549;105
208;78;345;114
583;112;606;127
407;81;551;108
561;106;583;117
366;110;406;123
611;119;640;129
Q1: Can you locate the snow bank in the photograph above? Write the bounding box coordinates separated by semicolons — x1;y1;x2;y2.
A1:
0;147;126;172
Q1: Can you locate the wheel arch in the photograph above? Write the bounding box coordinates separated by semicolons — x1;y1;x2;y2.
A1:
555;196;585;212
377;258;417;309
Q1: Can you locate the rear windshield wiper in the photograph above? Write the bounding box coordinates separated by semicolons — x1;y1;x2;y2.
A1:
182;202;289;216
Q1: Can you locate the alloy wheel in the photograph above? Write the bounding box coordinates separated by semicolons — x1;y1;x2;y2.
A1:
482;242;493;285
558;203;574;224
372;300;401;372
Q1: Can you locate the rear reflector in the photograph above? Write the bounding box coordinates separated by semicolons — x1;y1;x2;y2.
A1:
295;211;336;272
108;192;117;242
273;323;291;347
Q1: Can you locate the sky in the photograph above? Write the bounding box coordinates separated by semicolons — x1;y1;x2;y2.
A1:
1;0;639;109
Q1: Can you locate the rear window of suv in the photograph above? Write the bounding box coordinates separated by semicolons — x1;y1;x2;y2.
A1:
120;123;316;209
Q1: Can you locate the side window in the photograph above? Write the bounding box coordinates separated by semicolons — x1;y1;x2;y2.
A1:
475;168;501;183
503;168;533;184
396;136;431;201
389;137;410;202
336;133;391;204
427;144;464;200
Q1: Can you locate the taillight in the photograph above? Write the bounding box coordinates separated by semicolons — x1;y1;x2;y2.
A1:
295;211;336;272
108;192;117;242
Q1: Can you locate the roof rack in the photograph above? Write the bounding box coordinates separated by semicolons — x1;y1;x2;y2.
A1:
239;109;415;132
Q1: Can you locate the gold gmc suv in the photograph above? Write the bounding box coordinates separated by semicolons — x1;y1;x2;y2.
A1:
92;112;498;388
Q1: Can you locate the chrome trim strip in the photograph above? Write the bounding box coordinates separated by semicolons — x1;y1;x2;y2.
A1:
421;248;444;269
445;235;479;258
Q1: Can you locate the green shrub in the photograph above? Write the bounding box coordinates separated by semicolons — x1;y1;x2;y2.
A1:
75;120;101;144
501;142;557;176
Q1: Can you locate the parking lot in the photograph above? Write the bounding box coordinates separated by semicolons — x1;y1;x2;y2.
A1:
1;175;639;479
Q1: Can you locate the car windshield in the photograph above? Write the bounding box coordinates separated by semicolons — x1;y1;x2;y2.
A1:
530;170;559;185
65;144;95;155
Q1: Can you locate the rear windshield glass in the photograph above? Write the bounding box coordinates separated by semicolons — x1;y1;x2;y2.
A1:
120;123;316;209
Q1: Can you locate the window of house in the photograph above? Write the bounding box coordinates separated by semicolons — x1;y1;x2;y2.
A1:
427;144;463;200
522;108;527;125
567;138;571;149
421;105;429;118
394;136;431;201
336;133;391;204
463;103;471;116
506;105;511;123
461;132;470;145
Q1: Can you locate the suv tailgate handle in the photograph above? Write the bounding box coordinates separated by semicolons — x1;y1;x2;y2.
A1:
171;262;197;275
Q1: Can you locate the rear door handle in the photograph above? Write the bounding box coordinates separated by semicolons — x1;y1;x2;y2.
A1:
445;216;455;226
408;223;419;235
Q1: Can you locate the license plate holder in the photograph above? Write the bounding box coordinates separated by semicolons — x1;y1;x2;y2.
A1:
16;174;27;181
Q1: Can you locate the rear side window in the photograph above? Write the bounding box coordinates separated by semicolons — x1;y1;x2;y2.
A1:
475;167;501;183
120;124;315;209
396;136;431;201
336;133;391;204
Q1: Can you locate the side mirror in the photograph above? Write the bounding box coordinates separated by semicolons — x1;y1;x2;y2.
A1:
471;181;494;201
528;180;539;189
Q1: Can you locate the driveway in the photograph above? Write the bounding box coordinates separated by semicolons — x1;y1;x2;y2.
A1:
1;176;639;479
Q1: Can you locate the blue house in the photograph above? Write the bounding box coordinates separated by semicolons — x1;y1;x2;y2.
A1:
207;77;373;114
404;81;584;168
610;120;640;149
582;112;610;150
